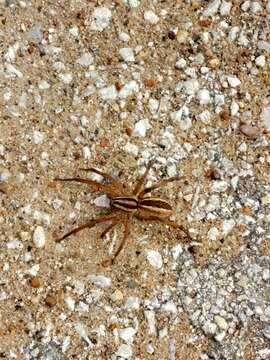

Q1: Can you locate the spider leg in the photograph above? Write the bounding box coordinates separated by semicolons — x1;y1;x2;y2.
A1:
99;218;119;238
80;168;122;187
133;160;155;196
54;177;121;197
138;176;179;198
102;215;131;266
56;213;117;242
135;214;191;240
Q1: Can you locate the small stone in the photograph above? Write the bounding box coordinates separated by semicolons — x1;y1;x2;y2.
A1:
32;130;45;145
227;75;241;88
214;315;228;330
45;295;57;307
261;194;270;205
144;10;159;24
146;250;163;270
222;219;235;236
260;106;270;131
38;80;50;90
98;85;118;100
215;331;226;342
118;327;136;344
230;101;239;116
255;55;265;67
123;142;139;156
220;1;232;15
208;227;219;241
183;79;200;95
197;89;211;105
115;344;132;358
133;119;151;137
119;80;139;98
203;0;221;16
59;73;73;84
76;53;94;67
211;180;228;193
90;7;112;32
170;244;183;260
203;320;217;335
146;343;155;354
175;58;187;69
144;310;156;335
83;146;91;160
33;226;46;248
93;194;110;208
125;296;140;310
65;296;75;311
240;124;259;138
119;32;130;42
110;289;123;302
26;24;43;44
119;47;135;62
257;41;270;52
30;276;42;288
88;274;111;288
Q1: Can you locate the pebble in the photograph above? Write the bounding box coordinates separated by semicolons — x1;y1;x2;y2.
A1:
110;289;123;302
26;24;43;44
144;10;159;24
214;315;229;330
125;296;140;310
203;0;221;17
260;106;270;131
208;227;219;241
74;322;93;347
88;274;111;288
33;226;46;248
146;250;163;270
123;142;139;156
170;244;183;260
76;53;94;67
220;1;232;15
32;130;45;145
98;85;118;100
144;310;157;335
255;55;265;67
119;47;135;62
115;344;132;358
183;79;200;95
118;327;136;344
239;124;259;138
203;320;217;335
227;75;241;88
90;7;112;32
197;89;211;105
93;194;110;208
133;119;151;137
211;180;228;193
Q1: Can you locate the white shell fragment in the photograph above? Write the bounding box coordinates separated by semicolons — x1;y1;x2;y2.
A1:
261;107;270;131
88;274;111;288
119;47;135;62
33;226;46;248
90;7;112;32
144;10;159;24
146;250;163;270
115;344;132;359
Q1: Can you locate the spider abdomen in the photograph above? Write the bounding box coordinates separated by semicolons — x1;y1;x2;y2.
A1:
138;198;173;218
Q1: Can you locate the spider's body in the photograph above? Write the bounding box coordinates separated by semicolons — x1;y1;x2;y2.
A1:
55;161;189;265
112;196;173;218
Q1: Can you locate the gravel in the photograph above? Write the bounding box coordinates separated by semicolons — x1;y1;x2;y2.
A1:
0;1;269;359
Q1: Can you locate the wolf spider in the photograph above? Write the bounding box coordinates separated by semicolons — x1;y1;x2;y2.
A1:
54;161;190;266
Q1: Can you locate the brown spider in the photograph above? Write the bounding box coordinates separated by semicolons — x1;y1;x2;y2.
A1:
54;161;190;266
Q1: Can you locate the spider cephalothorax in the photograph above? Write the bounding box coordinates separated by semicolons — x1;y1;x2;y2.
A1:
54;161;190;266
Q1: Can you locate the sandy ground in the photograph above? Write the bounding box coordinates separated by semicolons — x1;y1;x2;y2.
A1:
0;1;270;359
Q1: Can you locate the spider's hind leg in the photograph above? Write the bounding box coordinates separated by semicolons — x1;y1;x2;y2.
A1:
56;213;117;242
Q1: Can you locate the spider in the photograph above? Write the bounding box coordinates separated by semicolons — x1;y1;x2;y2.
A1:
54;161;190;266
